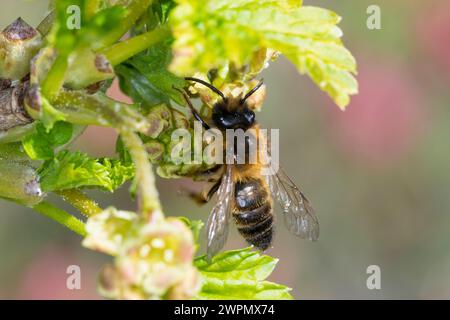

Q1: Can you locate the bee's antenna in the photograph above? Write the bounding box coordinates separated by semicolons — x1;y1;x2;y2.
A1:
173;85;211;129
241;79;264;104
185;77;227;101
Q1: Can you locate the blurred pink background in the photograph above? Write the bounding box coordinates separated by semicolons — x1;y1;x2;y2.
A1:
1;0;450;299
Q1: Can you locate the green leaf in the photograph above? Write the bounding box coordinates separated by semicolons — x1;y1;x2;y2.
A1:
40;95;67;130
169;1;357;109
152;0;177;24
49;0;126;52
115;136;133;164
38;151;134;192
194;248;293;300
40;1;126;91
22;121;73;160
116;42;186;108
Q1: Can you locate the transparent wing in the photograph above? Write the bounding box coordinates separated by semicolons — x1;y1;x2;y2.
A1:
266;167;319;241
206;165;235;259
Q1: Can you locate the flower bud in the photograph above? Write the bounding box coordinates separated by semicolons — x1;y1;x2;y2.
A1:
146;104;171;138
0;159;44;206
83;207;138;256
0;18;42;80
88;211;201;300
64;52;115;89
98;263;149;300
116;217;200;299
145;141;164;163
172;109;190;129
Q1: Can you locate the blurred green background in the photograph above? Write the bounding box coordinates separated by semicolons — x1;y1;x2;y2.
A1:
1;0;450;299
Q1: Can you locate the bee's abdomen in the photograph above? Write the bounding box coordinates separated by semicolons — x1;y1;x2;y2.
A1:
233;179;273;251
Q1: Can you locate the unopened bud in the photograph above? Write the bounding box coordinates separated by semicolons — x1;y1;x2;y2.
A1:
24;83;42;114
0;18;43;80
172;109;189;129
65;52;115;89
145;141;164;162
146;104;171;138
0;159;44;206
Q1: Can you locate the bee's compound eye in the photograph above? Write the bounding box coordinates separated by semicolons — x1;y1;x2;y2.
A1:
242;108;255;126
212;104;237;129
212;104;255;129
212;110;233;129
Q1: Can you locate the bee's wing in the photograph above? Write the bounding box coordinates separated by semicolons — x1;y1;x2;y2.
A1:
206;165;235;259
266;167;319;241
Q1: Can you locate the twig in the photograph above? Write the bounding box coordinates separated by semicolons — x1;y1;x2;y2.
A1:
100;26;170;66
119;128;163;220
32;201;86;236
57;189;103;217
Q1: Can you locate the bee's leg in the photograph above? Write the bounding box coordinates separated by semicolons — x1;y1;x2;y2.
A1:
195;164;223;182
205;179;222;201
173;86;210;130
183;180;222;205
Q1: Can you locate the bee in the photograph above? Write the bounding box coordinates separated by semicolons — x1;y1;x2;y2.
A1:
177;77;319;259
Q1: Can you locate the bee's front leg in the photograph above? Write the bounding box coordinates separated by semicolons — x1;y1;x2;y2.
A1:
182;179;222;205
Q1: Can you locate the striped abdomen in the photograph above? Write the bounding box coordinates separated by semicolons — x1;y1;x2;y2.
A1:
233;178;273;251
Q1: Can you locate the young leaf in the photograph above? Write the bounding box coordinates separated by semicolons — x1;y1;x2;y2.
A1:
116;42;185;108
169;1;357;109
151;0;177;25
38;151;134;192
39;0;127;91
49;0;126;52
22;121;73;160
194;248;293;300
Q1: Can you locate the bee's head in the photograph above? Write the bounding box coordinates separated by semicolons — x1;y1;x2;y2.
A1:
212;101;255;130
184;77;264;130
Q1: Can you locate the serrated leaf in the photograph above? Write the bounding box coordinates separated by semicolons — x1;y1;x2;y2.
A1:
169;0;357;109
194;247;293;300
38;151;134;192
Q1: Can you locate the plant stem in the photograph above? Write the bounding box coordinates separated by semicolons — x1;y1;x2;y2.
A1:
85;0;101;18
40;54;68;101
100;26;170;66
95;0;154;50
119;128;163;220
53;91;149;134
32;201;86;236
53;90;150;134
56;189;102;217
